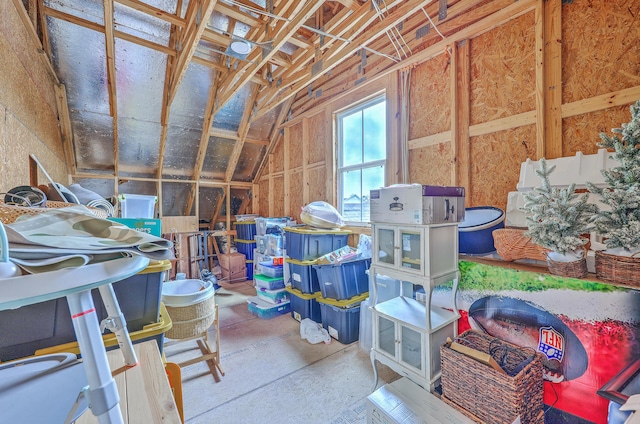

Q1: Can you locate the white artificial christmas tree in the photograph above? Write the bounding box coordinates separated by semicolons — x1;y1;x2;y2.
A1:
587;99;640;255
523;158;596;262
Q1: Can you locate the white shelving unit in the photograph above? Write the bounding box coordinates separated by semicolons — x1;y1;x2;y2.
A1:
369;223;460;391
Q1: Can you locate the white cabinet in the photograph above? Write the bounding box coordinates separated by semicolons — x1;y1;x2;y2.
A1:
370;221;460;391
372;223;458;277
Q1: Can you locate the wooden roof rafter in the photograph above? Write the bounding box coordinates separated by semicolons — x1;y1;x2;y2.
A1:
212;0;326;115
224;83;260;182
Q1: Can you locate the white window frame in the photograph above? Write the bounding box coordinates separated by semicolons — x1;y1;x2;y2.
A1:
336;94;387;224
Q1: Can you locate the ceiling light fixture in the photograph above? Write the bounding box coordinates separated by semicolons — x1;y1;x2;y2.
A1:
230;40;252;55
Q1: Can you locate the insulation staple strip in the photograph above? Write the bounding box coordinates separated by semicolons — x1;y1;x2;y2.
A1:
416;24;430;39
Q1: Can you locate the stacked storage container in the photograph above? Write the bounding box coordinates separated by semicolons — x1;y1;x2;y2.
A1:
248;217;292;319
284;225;372;344
234;221;257;281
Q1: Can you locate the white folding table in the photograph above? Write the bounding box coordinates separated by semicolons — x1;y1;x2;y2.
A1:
0;255;150;424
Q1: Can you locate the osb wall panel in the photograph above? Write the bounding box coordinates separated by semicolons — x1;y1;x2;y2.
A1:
563;0;640;103
288;122;303;170
409;143;452;186
309;168;327;202
409;54;451;140
469;12;535;125
258;178;269;216
272;137;285;173
308;112;327;164
563;105;634;157
0;2;67;190
470;125;537;210
289;169;303;222
272;175;284;217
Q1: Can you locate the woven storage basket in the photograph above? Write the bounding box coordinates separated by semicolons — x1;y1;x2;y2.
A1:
0;200;107;224
493;229;550;262
165;292;216;340
595;251;640;288
546;245;589;279
440;330;544;424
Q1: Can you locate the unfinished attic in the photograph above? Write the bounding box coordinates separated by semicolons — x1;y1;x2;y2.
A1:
2;0;640;423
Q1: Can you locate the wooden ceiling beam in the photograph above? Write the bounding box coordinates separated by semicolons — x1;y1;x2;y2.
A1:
104;0;119;175
214;2;261;27
43;6;176;56
115;0;186;27
256;0;418;118
202;27;231;47
213;0;325;114
167;0;218;105
225;84;260;182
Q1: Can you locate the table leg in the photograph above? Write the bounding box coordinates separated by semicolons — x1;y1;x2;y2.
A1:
67;290;123;424
370;349;379;392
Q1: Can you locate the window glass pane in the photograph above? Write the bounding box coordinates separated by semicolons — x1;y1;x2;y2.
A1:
362;165;384;222
341;111;362;167
341;169;362;221
363;101;386;162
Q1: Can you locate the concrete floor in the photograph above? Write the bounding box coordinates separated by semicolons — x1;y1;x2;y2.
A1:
164;279;398;424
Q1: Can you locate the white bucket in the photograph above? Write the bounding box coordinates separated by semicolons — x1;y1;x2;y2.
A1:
161;279;214;307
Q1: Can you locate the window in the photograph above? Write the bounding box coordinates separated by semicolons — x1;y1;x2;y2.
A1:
337;96;386;223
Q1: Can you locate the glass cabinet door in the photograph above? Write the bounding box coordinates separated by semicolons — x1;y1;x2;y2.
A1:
400;325;422;371
376;227;396;266
377;316;396;357
400;230;422;271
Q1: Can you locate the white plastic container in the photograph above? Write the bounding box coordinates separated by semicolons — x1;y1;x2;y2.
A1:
161;279;214;307
119;193;157;218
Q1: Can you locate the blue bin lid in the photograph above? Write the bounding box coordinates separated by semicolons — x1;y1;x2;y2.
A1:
459;207;504;231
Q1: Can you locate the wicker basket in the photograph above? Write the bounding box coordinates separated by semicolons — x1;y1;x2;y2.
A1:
0;200;107;224
165;293;216;340
595;251;640;288
440;330;544;424
492;229;550;262
546;256;588;278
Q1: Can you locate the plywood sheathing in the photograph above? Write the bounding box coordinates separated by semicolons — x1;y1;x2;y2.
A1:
563;105;633;157
289;168;304;222
562;0;640;104
469;12;536;126
409;53;451;140
308;112;327;164
289;122;303;170
308;167;327;202
258;177;269;217
272;175;285;217
409;143;452;186
272;136;285;174
470;125;536;210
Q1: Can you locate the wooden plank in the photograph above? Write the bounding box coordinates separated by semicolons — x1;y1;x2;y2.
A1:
456;40;470;200
302;117;310;205
215;2;261;27
543;0;562;159
561;85;640;118
214;0;325;113
104;0;119;176
535;0;545;160
252;183;259;214
469;110;537;137
268;154;275;217
224;84;260;182
283;121;291;216
54;83;77;176
115;0;186;27
409;131;452;150
162;216;199;233
75;341;180;424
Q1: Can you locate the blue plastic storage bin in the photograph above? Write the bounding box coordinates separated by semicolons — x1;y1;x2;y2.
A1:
259;263;284;278
286;287;322;322
284;226;350;261
318;296;364;344
247;296;291;319
458;206;505;255
256;287;289;304
286;258;320;294
246;260;254;280
254;274;285;290
235;221;257;240
236;239;257;260
313;258;371;301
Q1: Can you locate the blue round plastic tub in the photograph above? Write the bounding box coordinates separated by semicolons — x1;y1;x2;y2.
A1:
458;206;505;255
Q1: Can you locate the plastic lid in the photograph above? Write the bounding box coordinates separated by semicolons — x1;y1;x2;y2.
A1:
234;221;256;225
285;286;321;299
254;273;284;282
235;238;257;244
247;296;290;310
139;259;172;274
459;207;505;231
316;292;368;307
284;225;351;235
285;257;318;266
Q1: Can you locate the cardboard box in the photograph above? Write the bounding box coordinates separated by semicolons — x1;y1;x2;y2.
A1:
369;185;465;225
366;377;474;424
108;218;162;237
219;252;246;273
221;267;247;282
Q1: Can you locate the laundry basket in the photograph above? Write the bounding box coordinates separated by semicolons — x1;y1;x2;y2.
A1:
162;279;216;340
